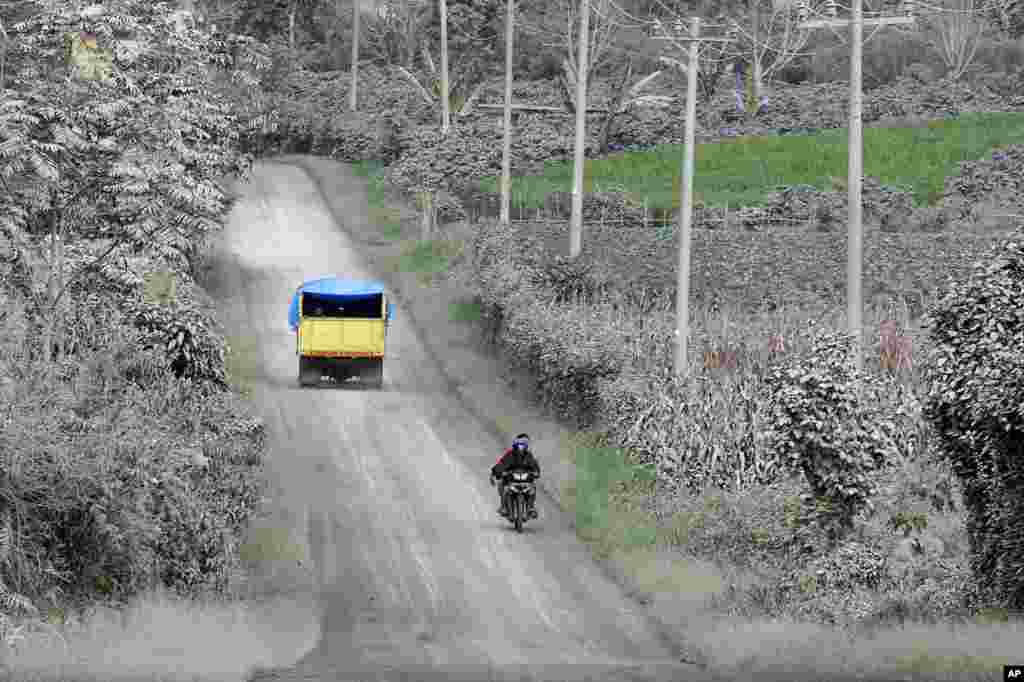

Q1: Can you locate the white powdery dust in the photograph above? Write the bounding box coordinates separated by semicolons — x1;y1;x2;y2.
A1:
4;590;321;682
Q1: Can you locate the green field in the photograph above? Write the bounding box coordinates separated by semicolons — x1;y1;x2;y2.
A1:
477;111;1024;210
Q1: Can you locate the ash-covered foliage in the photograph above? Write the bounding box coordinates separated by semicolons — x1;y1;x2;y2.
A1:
0;0;270;624
922;230;1024;610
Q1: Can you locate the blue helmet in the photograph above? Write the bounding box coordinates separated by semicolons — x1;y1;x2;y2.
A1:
512;433;530;451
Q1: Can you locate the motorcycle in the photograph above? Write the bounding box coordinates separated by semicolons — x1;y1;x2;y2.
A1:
501;470;538;532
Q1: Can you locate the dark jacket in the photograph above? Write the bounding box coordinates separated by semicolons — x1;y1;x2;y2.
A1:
492;447;540;480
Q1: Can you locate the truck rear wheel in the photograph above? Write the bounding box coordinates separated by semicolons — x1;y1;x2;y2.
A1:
298;357;320;387
362;358;383;389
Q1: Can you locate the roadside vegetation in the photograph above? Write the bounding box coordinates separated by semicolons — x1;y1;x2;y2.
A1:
0;1;293;678
329;62;1024;682
5;0;1024;679
335;29;1024;682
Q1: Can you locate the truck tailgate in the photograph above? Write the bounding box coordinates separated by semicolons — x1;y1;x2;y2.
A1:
299;319;385;356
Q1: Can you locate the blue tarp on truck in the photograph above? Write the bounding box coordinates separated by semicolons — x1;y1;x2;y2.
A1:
288;278;387;331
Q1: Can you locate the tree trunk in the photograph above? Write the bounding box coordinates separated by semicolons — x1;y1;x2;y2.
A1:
597;57;632;155
42;212;64;367
0;17;8;90
558;62;576;114
349;0;359;110
404;0;417;68
289;0;297;51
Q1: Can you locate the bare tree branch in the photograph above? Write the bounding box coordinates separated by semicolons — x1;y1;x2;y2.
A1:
394;63;434;104
925;0;986;80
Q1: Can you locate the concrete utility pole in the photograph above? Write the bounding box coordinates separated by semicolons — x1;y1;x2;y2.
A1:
349;0;360;111
798;1;914;373
750;0;761;113
440;0;451;134
652;18;733;378
500;0;515;226
569;0;591;259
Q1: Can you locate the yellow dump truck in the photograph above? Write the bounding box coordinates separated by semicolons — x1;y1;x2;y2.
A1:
288;278;394;388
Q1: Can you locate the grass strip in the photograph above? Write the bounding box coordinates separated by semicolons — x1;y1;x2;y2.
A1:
476;111;1024;211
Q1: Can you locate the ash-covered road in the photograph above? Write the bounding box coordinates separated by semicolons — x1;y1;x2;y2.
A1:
218;163;721;682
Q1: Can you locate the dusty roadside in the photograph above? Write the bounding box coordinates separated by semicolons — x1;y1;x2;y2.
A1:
276;154;720;668
262;156;1022;682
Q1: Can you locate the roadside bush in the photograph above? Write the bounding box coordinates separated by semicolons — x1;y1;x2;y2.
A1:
598;370;782;496
533;254;612;304
469;221;620;426
922;230;1024;610
122;294;227;387
761;326;902;547
257;102;384;162
0;300;265;609
319;113;385;162
498;296;623;427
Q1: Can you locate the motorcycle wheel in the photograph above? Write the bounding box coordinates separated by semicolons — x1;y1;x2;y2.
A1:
513;496;523;533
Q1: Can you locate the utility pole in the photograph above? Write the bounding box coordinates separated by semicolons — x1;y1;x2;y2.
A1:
500;0;515;226
569;0;590;259
750;0;761;113
440;0;451;134
797;1;914;373
652;17;733;378
349;0;360;111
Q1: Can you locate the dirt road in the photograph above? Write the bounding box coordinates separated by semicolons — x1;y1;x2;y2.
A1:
214;162;722;682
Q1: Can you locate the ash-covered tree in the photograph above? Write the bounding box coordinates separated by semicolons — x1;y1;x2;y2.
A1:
923;232;1024;611
361;0;429;69
419;0;504;110
0;0;271;370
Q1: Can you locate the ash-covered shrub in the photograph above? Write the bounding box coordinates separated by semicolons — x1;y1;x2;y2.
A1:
598;369;783;495
533;254;612;303
922;230;1024;610
252;66;436;162
762;326;902;547
758;177;918;232
468;220;623;426
0;311;265;607
864;75;1008;122
122;295;227;386
386;115;600;199
943;144;1024;226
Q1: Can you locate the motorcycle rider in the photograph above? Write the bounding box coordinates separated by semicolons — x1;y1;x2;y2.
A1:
490;433;540;518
